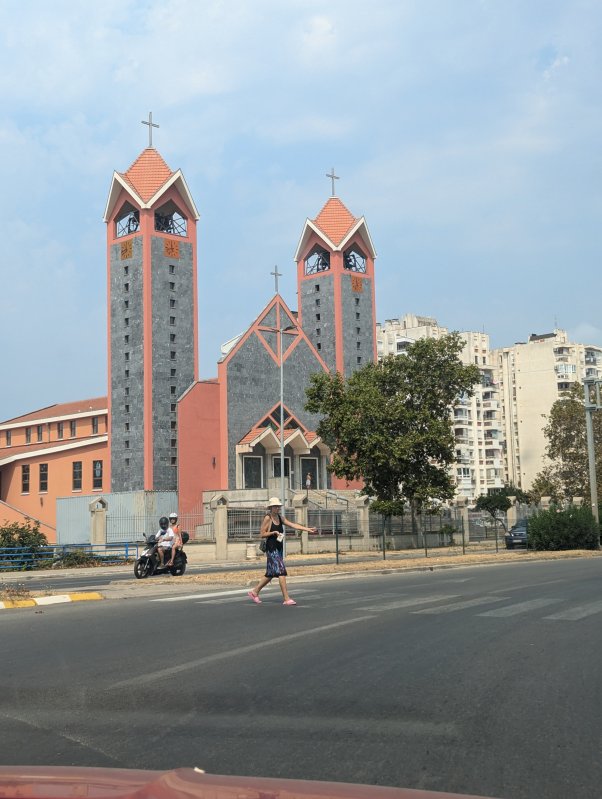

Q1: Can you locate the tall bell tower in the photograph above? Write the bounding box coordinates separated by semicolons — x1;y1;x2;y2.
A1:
294;176;377;376
103;132;200;492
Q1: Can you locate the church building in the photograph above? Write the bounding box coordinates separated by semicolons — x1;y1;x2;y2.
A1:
0;139;378;539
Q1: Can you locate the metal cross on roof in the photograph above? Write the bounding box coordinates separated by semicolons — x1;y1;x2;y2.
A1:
270;266;283;294
326;167;339;196
141;112;159;147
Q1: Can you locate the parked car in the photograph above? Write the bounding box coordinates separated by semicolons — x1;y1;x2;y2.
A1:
504;519;528;549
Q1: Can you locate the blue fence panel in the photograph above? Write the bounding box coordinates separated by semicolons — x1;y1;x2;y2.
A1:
0;543;139;571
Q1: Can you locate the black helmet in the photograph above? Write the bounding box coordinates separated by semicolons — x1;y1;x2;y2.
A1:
159;516;169;530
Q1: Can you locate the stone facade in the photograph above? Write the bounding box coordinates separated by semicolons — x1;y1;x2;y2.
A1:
341;273;374;375
151;237;195;490
110;236;144;491
225;330;325;488
300;273;335;371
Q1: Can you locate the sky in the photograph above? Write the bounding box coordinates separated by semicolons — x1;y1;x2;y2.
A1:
1;0;601;422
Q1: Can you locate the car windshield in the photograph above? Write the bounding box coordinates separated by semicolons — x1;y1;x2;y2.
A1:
1;5;600;799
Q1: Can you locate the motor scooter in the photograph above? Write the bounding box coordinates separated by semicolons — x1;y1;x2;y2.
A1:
133;531;189;579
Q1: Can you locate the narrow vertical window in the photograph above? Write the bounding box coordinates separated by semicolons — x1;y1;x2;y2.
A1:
93;460;103;490
72;461;82;491
70;420;77;437
57;422;64;440
21;465;30;493
37;424;43;442
92;417;99;435
39;463;48;492
25;427;31;444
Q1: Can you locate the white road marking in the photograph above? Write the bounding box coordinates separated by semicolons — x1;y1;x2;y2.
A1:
477;598;561;617
412;596;509;614
113;615;376;688
544;600;602;621
151;588;317;603
332;593;403;606
358;594;460;612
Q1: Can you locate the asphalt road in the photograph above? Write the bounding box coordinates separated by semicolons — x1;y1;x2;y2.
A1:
2;558;602;799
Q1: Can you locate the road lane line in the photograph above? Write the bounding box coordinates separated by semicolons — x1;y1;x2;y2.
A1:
113;615;376;687
544;600;602;620
358;594;460;612
151;588;318;603
412;596;509;614
477;598;561;617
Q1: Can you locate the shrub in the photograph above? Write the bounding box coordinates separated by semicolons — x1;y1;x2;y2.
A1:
527;506;600;551
58;549;100;568
0;520;48;570
0;520;47;550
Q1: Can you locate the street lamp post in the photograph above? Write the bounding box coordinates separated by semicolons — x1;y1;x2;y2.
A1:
584;379;601;540
279;324;285;516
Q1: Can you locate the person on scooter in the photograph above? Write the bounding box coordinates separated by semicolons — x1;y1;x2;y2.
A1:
155;516;175;569
166;512;182;568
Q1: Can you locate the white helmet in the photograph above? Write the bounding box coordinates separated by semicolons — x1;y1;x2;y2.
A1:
169;512;178;520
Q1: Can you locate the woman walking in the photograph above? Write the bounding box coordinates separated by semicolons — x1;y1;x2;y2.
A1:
248;497;316;605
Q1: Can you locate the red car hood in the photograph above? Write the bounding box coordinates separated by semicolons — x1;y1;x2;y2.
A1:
0;767;500;799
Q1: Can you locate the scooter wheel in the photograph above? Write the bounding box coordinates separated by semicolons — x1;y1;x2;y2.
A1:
170;560;186;576
134;559;151;579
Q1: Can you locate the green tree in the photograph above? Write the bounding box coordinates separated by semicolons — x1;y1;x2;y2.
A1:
474;493;511;531
305;333;480;523
535;383;602;502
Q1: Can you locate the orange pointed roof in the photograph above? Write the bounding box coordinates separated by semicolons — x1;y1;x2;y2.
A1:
312;197;358;246
120;148;174;202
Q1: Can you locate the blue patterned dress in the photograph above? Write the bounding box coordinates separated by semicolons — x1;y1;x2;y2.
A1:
265;514;287;577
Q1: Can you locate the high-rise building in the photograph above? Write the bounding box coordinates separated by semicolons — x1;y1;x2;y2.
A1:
493;331;602;490
376;316;504;500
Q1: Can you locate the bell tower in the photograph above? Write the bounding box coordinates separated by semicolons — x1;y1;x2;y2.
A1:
294;179;377;375
103;138;200;492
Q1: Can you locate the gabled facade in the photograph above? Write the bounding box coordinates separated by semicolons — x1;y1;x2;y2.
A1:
217;294;329;492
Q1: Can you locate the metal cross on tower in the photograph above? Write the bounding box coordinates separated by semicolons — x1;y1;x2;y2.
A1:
270;266;283;294
326;167;339;196
141;112;160;147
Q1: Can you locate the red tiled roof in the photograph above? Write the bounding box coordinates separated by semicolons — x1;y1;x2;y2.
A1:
120;148;174;202
238;424;318;448
313;197;358;246
1;397;107;426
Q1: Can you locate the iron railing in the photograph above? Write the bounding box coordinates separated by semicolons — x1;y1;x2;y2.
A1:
0;543;139;571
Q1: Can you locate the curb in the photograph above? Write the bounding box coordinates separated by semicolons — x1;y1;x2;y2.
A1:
0;591;104;610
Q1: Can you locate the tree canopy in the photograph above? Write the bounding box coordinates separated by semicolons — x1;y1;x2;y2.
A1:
532;383;602;502
305;333;480;516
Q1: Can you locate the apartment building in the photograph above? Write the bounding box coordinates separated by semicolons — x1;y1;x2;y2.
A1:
493;331;602;490
0;398;108;539
376;316;504;501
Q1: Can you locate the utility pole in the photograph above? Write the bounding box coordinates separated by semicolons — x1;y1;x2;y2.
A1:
583;379;601;547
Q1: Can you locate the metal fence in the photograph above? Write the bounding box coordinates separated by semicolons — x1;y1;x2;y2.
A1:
106;512;206;543
367;510;463;551
227;508;269;540
308;509;360;536
0;543;139;571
